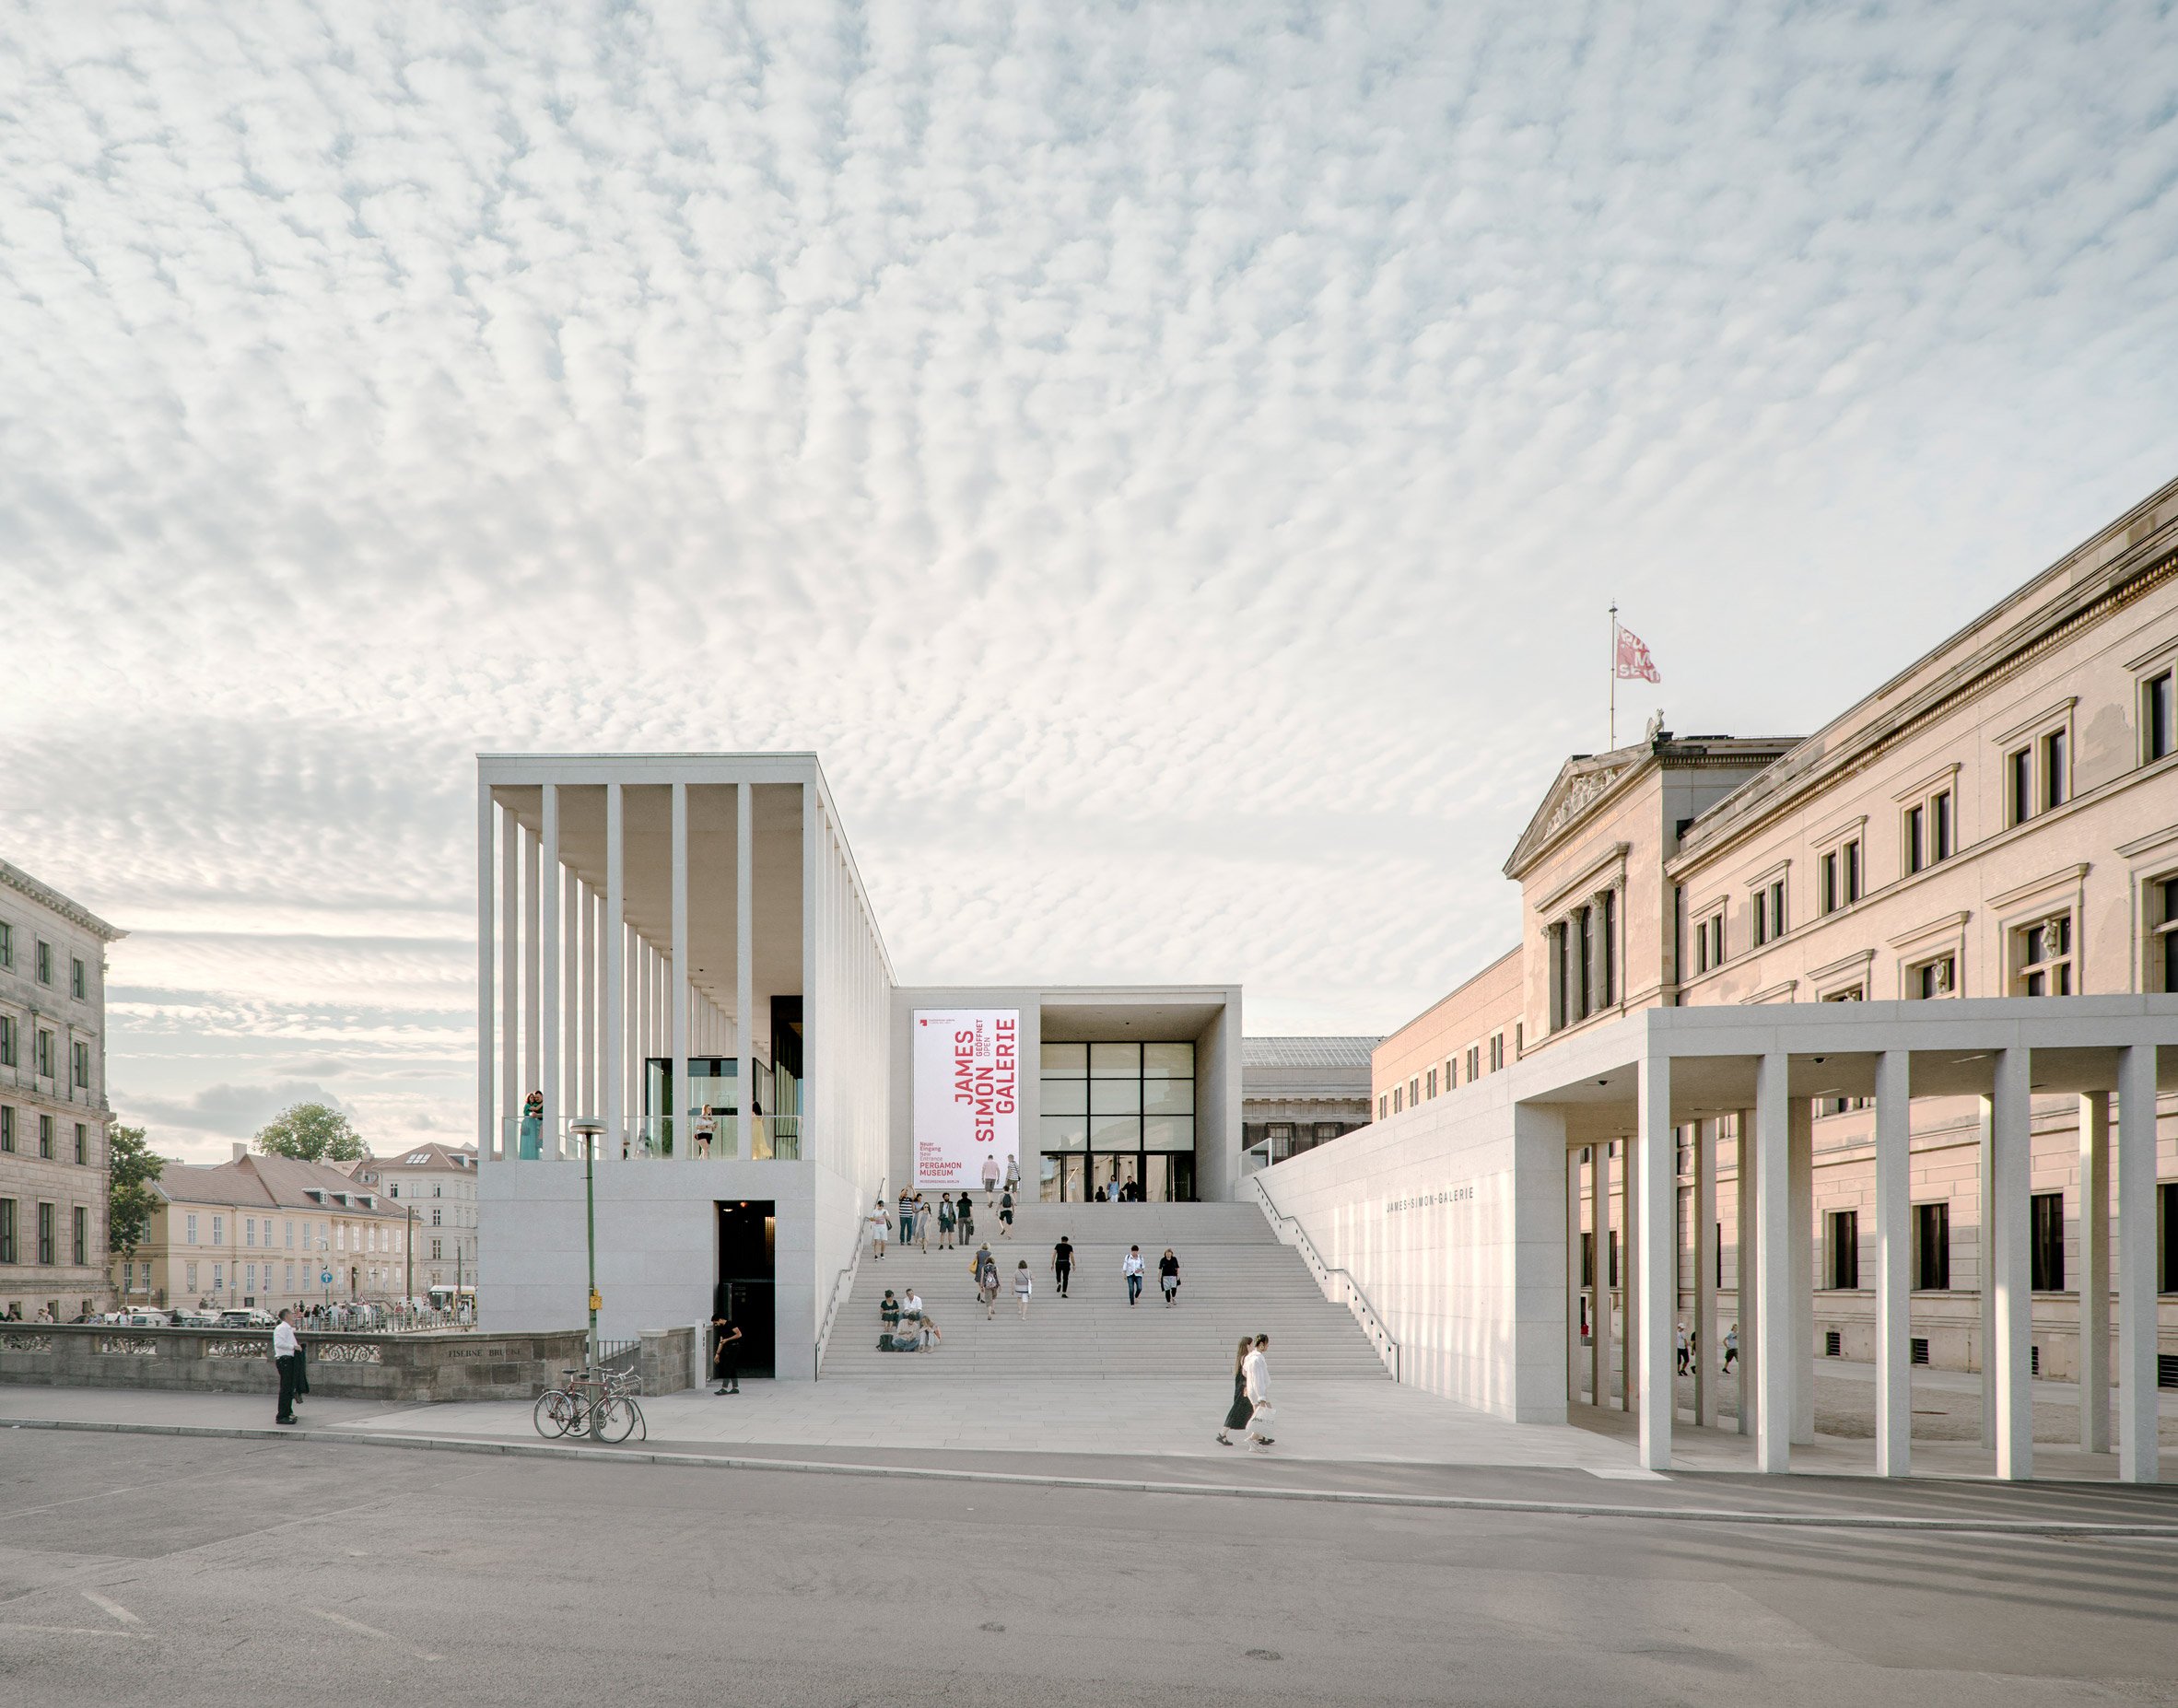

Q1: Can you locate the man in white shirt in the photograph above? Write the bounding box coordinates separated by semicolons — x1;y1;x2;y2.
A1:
1243;1334;1273;1453
273;1309;301;1426
1121;1246;1146;1307
980;1153;1001;1203
901;1288;923;1320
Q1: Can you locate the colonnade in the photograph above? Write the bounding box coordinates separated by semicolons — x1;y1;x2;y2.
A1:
1568;1043;2162;1482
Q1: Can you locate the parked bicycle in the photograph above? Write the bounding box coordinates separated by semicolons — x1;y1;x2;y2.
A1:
532;1364;646;1443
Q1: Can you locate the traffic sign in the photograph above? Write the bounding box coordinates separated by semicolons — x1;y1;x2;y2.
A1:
320;1270;333;1285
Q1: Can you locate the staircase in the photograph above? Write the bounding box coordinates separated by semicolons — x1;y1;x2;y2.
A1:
818;1200;1389;1379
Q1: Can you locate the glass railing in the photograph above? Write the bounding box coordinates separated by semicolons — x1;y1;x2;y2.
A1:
497;1114;802;1162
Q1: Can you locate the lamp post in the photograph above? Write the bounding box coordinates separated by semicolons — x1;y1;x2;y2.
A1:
404;1204;415;1319
569;1117;603;1372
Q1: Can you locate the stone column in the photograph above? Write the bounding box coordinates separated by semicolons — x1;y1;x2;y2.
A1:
1637;1052;1673;1471
1990;1047;2033;1481
500;805;519;1163
580;883;596;1118
523;817;541;1130
2078;1091;2110;1454
1754;1056;1791;1474
1622;1131;1637;1417
2115;1044;2159;1484
1695;1117;1717;1428
736;780;755;1160
1977;1094;1996;1450
541;784;559;1149
604;783;625;1155
561;862;579;1127
475;779;495;1161
1874;1048;1911;1477
1790;1093;1815;1446
1589;1139;1608;1410
672;782;690;1163
1566;1145;1584;1411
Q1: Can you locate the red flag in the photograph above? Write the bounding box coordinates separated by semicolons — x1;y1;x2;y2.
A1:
1615;623;1661;684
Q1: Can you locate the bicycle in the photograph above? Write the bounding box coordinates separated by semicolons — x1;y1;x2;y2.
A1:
533;1365;646;1443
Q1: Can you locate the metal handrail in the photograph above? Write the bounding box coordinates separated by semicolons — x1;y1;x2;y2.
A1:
813;1241;862;1380
1248;1175;1402;1383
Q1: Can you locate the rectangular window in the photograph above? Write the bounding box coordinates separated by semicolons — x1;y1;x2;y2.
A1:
71;1041;89;1089
1575;906;1595;1021
1391;1087;1403;1115
212;1263;223;1292
1821;850;1838;914
285;1219;294;1248
72;1206;87;1266
2042;729;2067;810
1905;803;1925;875
1408;1077;1419;1109
211;1215;224;1246
0;922;10;968
2146;668;2176;764
1424;1068;1437;1099
2008;747;2033;825
0;1107;12;1152
34;942;51;986
244;1217;256;1248
2163;1183;2178;1293
74;1124;86;1165
431;1238;443;1261
34;1030;53;1078
37;1116;52;1160
1913;1201;1950;1290
186;1213;198;1245
1829;1211;1860;1290
2150;875;2178;994
1843;839;1862;905
431;1207;442;1227
1931;791;1952;860
70;957;85;1000
1769;878;1787;938
0;1018;13;1068
36;1203;53;1266
2031;1192;2065;1292
1599;890;1617;1006
0;1199;13;1264
1911;954;1956;1000
1466;1046;1481;1082
1376;1094;1387;1120
2019;915;2074;997
1753;888;1769;945
1490;1034;1505;1072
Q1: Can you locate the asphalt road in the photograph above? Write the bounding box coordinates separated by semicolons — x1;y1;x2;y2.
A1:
1;1433;2174;1706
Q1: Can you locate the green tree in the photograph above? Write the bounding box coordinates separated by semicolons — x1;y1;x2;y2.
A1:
108;1123;165;1263
254;1102;365;1164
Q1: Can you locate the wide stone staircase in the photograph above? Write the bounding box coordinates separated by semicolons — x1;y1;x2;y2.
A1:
819;1199;1388;1379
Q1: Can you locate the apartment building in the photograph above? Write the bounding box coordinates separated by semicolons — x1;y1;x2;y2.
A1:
0;859;123;1322
355;1141;478;1299
116;1150;414;1310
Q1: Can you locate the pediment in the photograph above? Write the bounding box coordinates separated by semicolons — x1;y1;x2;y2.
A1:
1504;752;1638;877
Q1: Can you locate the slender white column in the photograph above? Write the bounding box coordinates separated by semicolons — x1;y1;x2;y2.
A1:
500;806;519;1163
1637;1053;1673;1470
561;860;578;1127
672;782;689;1162
1990;1047;2033;1480
803;783;819;1157
540;785;559;1146
1736;1108;1757;1439
2078;1091;2110;1454
1977;1094;1996;1449
736;780;754;1158
1754;1057;1791;1473
1588;1141;1607;1409
1565;1146;1584;1411
1874;1048;1911;1477
2114;1043;2160;1484
580;884;596;1117
1695;1117;1716;1428
475;779;495;1162
1622;1129;1637;1416
522;819;541;1122
604;784;625;1153
1790;1094;1815;1445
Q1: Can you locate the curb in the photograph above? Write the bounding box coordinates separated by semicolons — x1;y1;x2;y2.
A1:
7;1415;2178;1535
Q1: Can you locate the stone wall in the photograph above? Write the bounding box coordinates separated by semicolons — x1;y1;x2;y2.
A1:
0;1324;587;1403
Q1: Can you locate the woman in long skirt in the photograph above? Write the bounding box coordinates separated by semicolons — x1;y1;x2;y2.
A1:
1215;1336;1253;1445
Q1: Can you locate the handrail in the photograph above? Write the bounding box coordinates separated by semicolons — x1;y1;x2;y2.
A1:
1248;1175;1402;1384
813;1240;862;1380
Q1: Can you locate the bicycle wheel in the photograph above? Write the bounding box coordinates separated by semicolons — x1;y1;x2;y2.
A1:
533;1389;578;1438
592;1395;639;1445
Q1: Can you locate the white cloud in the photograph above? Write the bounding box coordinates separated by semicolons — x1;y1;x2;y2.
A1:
2;4;2173;1147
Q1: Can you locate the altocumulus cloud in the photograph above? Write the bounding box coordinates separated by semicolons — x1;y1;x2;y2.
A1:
2;5;2174;1158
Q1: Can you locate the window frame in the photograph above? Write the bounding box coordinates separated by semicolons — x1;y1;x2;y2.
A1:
2015;911;2076;997
2142;661;2176;766
1912;1200;1950;1291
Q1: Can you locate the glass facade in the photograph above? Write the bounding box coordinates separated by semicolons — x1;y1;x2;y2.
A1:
1039;1040;1196;1200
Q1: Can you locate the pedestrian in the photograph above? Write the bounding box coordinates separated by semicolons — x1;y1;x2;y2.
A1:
880;1288;899;1334
1052;1234;1074;1297
1723;1322;1739;1375
866;1198;891;1259
1675;1322;1689;1375
898;1193;918;1249
981;1152;1001;1204
712;1317;743;1394
1014;1259;1033;1319
1216;1335;1254;1446
272;1308;300;1426
693;1104;717;1157
292;1327;310;1408
938;1193;956;1249
519;1089;544;1160
1004;1152;1020;1195
1122;1245;1145;1306
915;1193;931;1254
976;1246;1001;1318
1243;1334;1275;1452
1158;1248;1180;1306
956;1193;976;1245
999;1188;1015;1239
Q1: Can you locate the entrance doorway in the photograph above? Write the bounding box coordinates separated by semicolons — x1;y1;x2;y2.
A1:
715;1199;776;1378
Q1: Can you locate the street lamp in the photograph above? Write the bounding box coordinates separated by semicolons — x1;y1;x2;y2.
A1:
569;1117;604;1372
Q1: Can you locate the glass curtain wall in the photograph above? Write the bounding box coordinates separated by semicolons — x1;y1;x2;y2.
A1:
1039;1040;1195;1201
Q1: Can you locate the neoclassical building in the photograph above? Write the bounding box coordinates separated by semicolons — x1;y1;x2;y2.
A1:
0;859;123;1322
354;1142;479;1304
1260;473;2178;1481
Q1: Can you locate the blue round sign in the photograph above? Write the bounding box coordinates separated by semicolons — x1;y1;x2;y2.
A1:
320;1270;333;1285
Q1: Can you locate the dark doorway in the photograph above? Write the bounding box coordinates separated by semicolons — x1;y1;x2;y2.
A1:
716;1200;777;1378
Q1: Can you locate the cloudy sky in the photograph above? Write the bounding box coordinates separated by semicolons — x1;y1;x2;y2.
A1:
5;5;2174;1161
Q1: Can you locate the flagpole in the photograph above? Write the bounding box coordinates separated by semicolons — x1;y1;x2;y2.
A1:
1609;602;1618;750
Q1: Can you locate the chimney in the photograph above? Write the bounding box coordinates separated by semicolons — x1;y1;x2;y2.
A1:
232;1141;249;1162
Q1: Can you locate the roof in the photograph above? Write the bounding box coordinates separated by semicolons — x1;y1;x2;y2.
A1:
0;857;124;942
1242;1036;1382;1068
155;1154;405;1218
356;1141;477;1183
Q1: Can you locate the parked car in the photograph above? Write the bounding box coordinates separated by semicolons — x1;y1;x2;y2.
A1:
217;1308;278;1329
121;1309;172;1328
169;1308;221;1328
